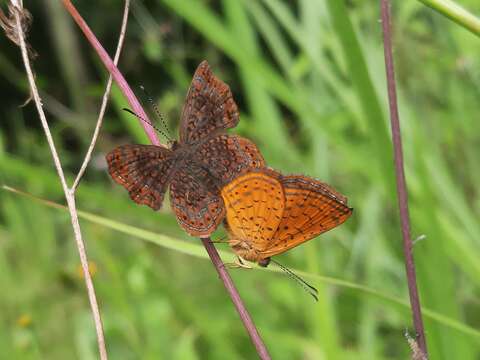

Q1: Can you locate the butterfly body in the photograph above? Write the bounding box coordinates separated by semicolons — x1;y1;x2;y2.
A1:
227;236;272;267
106;61;264;236
221;169;353;266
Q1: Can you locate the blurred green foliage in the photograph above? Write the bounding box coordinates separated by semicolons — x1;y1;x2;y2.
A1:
1;0;479;359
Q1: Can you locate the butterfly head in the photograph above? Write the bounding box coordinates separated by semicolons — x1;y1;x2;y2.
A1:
258;257;271;267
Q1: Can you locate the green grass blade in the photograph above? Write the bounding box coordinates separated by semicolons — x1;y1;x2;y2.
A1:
4;185;480;343
417;0;480;36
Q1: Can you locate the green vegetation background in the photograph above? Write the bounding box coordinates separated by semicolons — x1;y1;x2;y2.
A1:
1;1;479;359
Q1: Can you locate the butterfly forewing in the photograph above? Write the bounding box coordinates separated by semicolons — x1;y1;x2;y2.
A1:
261;175;353;257
179;61;239;145
221;171;285;250
106;145;174;210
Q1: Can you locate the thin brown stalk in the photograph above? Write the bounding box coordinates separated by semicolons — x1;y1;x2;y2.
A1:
4;0;108;358
202;238;271;359
61;1;271;358
61;0;161;146
72;0;130;191
380;0;429;358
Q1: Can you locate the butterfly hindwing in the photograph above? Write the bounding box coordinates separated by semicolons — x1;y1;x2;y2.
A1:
221;170;285;251
169;160;225;236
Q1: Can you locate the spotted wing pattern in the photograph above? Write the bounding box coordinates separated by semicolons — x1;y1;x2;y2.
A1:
194;134;265;186
169;159;225;236
260;175;353;258
221;170;285;252
179;61;239;144
107;61;268;237
106;145;174;210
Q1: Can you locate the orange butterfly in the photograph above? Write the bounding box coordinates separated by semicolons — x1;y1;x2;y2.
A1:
221;169;353;267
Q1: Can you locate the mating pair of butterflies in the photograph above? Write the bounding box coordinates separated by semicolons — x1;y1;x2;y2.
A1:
106;61;352;267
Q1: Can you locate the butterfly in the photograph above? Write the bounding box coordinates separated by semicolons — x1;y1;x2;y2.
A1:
106;61;265;236
221;168;353;266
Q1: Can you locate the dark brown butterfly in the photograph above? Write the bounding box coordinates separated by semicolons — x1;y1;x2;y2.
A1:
221;169;352;266
106;61;265;236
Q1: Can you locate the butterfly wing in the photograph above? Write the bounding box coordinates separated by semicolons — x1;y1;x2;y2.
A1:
169;160;225;236
193;134;265;186
106;145;175;210
221;170;285;252
179;61;239;144
260;175;353;258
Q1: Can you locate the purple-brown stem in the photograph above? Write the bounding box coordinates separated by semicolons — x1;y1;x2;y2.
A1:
202;238;271;360
61;0;160;146
61;1;271;358
380;0;429;357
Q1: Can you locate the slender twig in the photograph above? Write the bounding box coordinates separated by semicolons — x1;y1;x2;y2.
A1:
61;1;271;358
72;0;130;191
380;1;429;358
61;0;161;146
4;1;108;359
202;238;271;360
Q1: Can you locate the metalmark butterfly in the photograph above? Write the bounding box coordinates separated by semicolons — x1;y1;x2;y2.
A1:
221;169;352;266
106;61;265;236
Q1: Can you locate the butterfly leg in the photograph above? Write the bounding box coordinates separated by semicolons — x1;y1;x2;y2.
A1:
237;257;253;269
234;256;253;269
223;257;253;269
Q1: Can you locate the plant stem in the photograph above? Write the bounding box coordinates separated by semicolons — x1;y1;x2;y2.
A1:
201;238;271;360
61;1;271;358
380;0;429;358
72;0;130;191
61;0;161;146
6;1;108;358
417;0;480;36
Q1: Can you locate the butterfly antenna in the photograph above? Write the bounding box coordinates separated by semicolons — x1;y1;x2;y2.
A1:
139;85;173;142
122;108;171;141
270;259;319;302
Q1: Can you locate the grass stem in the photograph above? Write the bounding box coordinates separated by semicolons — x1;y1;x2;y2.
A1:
201;238;271;360
380;0;429;357
61;1;271;358
4;1;108;358
417;0;480;36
